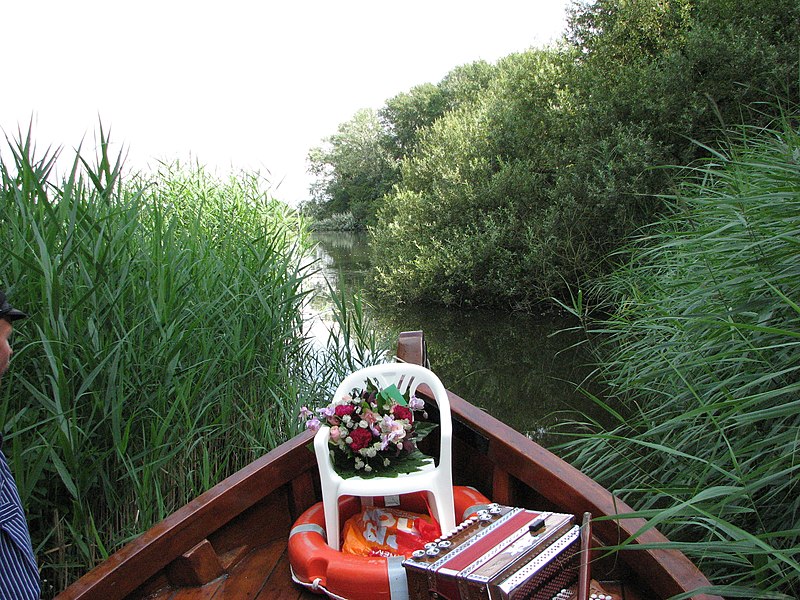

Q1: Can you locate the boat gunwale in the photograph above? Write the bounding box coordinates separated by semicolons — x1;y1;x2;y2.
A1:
399;330;720;600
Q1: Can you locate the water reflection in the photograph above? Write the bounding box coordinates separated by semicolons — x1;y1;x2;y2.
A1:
302;232;373;350
308;232;603;443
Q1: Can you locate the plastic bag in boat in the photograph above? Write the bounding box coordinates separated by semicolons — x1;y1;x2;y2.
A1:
341;506;440;558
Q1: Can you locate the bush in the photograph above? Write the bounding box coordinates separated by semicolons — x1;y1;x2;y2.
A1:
310;211;360;231
370;0;800;310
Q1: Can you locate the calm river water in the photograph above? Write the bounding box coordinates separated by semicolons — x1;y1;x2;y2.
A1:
307;232;604;444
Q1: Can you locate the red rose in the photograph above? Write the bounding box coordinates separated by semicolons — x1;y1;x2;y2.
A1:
348;427;374;451
335;404;355;417
391;404;413;422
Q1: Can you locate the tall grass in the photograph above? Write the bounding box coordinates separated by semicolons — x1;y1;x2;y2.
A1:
561;112;800;598
0;125;385;596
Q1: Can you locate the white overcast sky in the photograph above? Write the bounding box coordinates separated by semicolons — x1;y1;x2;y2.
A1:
3;1;570;205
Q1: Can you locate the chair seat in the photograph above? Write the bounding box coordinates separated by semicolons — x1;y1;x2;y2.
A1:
334;457;437;496
314;363;454;550
336;456;436;484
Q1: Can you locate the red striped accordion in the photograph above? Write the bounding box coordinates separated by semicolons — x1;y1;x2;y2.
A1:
402;504;591;600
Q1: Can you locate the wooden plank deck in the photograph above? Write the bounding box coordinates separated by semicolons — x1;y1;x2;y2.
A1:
144;538;318;600
143;533;642;600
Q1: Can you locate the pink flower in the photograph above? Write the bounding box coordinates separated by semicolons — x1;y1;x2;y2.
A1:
380;416;406;450
330;426;342;442
389;421;406;441
320;405;338;425
305;417;321;432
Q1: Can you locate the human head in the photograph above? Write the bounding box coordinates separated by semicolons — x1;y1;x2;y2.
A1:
0;290;27;381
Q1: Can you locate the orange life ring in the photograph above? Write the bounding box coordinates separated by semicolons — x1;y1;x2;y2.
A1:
289;486;492;600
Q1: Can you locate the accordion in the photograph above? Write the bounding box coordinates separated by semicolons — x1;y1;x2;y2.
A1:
403;504;590;600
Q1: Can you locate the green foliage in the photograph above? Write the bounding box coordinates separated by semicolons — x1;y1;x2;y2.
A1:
379;61;495;160
0;125;391;596
306;60;496;231
379;83;447;160
367;0;800;309
306;108;398;227
561;115;800;598
373;49;590;307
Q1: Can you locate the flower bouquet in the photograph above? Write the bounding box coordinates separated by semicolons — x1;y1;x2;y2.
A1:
300;383;436;478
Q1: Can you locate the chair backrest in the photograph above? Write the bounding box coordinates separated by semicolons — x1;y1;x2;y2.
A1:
330;362;452;467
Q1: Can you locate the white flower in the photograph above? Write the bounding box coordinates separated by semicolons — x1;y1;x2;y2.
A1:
359;420;368;428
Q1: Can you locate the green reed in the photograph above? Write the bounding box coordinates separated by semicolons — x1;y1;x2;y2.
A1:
560;112;800;598
0;125;381;595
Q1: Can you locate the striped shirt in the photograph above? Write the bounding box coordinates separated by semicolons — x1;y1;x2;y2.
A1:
0;436;40;600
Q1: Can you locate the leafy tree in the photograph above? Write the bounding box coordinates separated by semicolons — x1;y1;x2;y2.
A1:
374;50;571;308
371;0;800;308
379;60;495;161
566;0;800;163
438;60;496;112
307;60;496;228
306;108;397;227
379;83;446;161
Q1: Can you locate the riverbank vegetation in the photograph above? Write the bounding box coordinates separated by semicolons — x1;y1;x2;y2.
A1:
0;129;389;596
305;0;799;310
562;116;800;598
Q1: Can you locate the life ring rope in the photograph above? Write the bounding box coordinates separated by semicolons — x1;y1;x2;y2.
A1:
290;567;349;600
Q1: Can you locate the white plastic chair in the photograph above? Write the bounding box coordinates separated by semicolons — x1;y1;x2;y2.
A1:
314;362;455;550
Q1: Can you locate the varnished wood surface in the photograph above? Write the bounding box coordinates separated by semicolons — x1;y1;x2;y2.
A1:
145;539;318;600
55;432;318;600
140;538;643;600
55;330;721;600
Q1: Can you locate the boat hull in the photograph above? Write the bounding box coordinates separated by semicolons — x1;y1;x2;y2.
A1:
55;331;721;600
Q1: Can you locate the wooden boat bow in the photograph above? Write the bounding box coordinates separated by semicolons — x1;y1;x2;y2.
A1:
54;330;721;600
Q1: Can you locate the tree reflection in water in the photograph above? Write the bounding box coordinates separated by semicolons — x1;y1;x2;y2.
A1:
309;231;607;445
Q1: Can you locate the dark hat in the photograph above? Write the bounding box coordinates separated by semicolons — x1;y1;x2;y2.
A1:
0;290;27;322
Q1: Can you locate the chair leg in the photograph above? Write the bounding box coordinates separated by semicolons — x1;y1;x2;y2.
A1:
321;485;342;551
426;486;456;535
